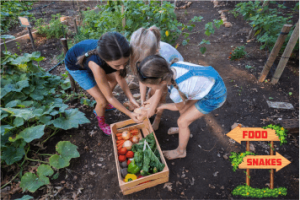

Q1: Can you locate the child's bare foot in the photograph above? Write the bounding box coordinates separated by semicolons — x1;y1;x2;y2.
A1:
152;117;161;131
163;149;186;160
167;127;179;135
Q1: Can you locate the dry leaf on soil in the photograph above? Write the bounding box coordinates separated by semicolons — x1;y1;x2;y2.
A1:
163;182;173;192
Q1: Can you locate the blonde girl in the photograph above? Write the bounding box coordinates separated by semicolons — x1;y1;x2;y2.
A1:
136;55;227;160
64;32;141;136
130;26;184;130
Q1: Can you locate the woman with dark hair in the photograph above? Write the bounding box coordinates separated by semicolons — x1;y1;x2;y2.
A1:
64;32;140;136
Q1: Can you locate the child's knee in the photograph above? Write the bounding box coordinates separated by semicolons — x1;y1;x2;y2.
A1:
177;117;189;128
95;98;108;107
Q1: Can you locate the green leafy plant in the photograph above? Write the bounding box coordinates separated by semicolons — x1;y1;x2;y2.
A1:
80;97;96;107
229;46;247;60
1;35;16;53
61;71;69;79
77;1;221;54
229;151;255;172
231;1;298;52
238;86;242;96
0;1;33;33
19;141;79;193
232;184;287;198
245;65;254;69
262;124;288;145
36;14;67;39
16;42;22;54
1;51;89;192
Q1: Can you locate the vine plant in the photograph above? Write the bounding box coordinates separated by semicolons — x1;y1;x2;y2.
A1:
1;35;90;193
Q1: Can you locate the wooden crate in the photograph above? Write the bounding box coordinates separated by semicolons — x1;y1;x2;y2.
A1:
110;118;169;195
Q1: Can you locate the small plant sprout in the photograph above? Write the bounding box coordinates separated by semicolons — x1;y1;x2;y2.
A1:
229;46;247;61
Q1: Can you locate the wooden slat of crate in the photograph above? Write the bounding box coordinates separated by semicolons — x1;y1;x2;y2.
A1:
117;123;145;133
123;173;169;195
110;118;169;195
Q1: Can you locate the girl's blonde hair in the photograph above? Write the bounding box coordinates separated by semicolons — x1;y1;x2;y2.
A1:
129;25;161;75
137;55;187;102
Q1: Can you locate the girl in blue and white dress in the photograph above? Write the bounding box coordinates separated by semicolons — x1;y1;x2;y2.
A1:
130;26;184;130
136;55;227;160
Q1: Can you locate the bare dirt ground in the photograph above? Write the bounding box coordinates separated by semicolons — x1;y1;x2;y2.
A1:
4;1;299;199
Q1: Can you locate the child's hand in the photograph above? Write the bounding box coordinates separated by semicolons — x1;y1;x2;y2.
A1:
129;112;143;123
143;98;152;105
130;99;140;109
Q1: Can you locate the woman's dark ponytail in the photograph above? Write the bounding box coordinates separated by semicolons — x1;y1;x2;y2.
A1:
76;32;130;76
76;49;98;68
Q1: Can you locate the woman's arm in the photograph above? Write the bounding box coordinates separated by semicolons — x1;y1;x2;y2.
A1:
144;89;163;118
89;62;141;122
116;72;139;108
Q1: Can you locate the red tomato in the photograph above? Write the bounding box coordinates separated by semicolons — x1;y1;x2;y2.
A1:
126;151;134;158
118;155;126;162
118;147;127;155
127;158;133;166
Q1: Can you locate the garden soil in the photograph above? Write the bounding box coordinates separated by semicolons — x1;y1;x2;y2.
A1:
6;1;299;199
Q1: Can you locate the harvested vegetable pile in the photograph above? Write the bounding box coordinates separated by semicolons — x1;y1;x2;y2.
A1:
131;133;165;176
117;132;165;182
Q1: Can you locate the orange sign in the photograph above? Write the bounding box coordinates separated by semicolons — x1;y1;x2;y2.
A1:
226;125;280;144
239;152;291;172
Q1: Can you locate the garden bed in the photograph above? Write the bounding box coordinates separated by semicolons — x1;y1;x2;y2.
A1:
2;1;298;199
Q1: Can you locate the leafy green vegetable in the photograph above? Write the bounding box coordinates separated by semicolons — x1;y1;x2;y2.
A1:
133;151;143;168
132;133;156;152
131;133;165;176
142;148;151;174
